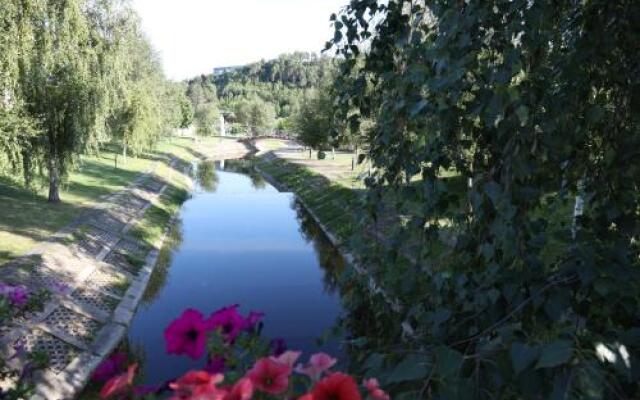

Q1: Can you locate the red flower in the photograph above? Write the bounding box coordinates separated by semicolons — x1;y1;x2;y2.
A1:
169;370;225;400
223;377;254;400
311;373;362;400
100;363;137;399
247;357;292;394
165;309;211;360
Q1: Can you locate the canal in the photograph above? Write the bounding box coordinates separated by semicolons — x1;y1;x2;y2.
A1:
127;159;346;385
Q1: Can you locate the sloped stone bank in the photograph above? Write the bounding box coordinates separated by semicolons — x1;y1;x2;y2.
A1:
0;158;193;399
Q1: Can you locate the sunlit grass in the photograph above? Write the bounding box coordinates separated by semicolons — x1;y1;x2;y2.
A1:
0;136;209;264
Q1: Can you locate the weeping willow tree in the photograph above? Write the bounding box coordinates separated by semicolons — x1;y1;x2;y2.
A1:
0;0;43;187
0;0;185;202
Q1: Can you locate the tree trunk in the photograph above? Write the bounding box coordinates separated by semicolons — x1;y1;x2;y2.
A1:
309;148;312;159
572;179;585;239
122;138;128;164
48;156;61;203
22;149;32;188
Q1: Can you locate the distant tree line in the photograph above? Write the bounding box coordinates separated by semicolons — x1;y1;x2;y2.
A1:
184;52;339;139
0;0;190;203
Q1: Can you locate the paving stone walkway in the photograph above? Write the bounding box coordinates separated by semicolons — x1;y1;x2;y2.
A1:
0;158;189;399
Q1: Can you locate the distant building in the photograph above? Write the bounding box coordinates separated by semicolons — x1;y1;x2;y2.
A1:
213;66;240;76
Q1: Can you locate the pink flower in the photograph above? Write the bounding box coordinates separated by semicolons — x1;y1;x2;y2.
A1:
208;305;246;342
363;378;390;400
271;350;302;368
247;357;292;394
295;352;338;381
169;370;225;400
223;377;253;400
92;352;127;382
100;363;137;399
165;309;211;359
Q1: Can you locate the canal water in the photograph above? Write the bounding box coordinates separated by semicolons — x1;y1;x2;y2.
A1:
127;159;346;385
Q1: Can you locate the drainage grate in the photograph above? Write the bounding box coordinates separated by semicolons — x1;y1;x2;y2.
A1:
104;251;140;275
116;240;149;258
70;288;119;314
16;329;79;372
89;213;127;233
86;266;130;296
43;307;101;345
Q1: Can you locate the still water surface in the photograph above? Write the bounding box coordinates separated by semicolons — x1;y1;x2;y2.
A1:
127;160;345;384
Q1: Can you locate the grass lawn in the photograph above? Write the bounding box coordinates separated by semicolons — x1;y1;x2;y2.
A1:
0;136;218;265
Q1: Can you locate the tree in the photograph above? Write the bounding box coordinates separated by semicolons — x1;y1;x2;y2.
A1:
293;89;334;152
194;103;221;136
233;97;275;136
331;0;640;398
179;93;194;129
18;0;112;203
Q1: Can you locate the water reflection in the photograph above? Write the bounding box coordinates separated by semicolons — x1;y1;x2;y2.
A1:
142;218;184;305
219;158;267;190
195;161;219;193
292;200;345;294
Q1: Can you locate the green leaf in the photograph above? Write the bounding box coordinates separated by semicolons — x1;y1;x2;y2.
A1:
434;346;464;378
516;106;529;126
410;99;428;117
386;354;430;383
535;340;573;369
510;342;539;375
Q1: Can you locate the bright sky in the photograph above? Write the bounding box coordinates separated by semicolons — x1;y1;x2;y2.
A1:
132;0;349;81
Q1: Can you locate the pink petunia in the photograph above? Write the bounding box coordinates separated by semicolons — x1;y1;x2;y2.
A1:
223;377;253;400
247;357;292;395
295;352;338;381
164;309;211;360
363;378;390;400
100;363;137;399
271;350;302;368
169;370;225;400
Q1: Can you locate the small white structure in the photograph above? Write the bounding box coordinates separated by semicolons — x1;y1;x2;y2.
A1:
219;115;226;137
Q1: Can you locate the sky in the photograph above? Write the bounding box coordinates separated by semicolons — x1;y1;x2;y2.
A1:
132;0;349;81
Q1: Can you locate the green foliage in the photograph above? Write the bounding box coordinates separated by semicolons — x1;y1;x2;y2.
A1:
330;0;640;398
0;0;183;202
233;97;276;136
187;52;336;137
194;103;221;136
294;86;338;150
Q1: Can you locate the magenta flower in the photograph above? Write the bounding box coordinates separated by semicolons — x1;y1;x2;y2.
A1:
9;287;29;307
208;305;246;342
244;311;265;332
164;309;211;359
0;283;29;307
92;352;127;382
204;356;226;374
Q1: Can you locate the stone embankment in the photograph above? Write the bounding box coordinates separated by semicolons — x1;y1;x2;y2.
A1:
0;158;190;399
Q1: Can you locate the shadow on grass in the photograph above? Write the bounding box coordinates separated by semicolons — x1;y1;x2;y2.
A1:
0;176;94;256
